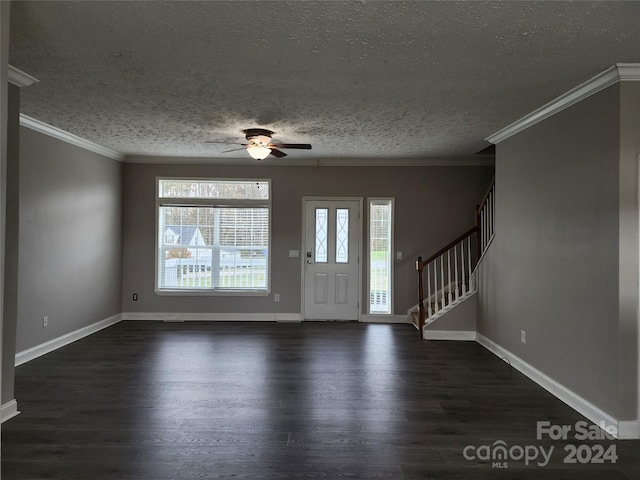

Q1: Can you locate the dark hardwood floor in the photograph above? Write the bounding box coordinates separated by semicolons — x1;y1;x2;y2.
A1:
2;321;638;479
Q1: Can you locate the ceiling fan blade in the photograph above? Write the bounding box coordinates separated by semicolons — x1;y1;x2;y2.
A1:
269;148;287;158
221;147;248;153
205;141;248;145
269;143;312;150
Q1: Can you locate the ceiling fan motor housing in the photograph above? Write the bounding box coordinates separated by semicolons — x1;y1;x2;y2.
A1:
243;128;274;146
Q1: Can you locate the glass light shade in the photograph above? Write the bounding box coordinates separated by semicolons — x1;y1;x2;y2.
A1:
247;144;271;160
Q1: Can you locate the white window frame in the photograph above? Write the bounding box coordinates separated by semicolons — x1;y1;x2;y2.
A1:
155;177;271;296
368;198;394;315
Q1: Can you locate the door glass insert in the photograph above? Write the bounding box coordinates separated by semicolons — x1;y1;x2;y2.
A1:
315;208;328;263
335;208;349;263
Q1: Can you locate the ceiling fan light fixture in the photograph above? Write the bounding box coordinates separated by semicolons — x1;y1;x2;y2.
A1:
247;144;271;160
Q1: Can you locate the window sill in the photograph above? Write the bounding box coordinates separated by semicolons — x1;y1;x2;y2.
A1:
155;289;271;297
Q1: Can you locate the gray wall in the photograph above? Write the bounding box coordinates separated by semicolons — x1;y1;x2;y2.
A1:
2;84;20;404
0;0;9;408
122;163;494;316
425;292;477;333
477;82;638;419
617;81;640;420
15;127;123;353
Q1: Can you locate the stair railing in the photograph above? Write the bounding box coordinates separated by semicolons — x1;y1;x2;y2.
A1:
416;227;478;336
415;178;495;338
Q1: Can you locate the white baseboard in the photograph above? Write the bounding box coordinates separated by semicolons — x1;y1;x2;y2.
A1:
476;333;624;438
15;313;122;366
424;330;477;341
1;399;20;423
124;312;412;324
361;314;410;324
122;312;302;322
276;313;302;323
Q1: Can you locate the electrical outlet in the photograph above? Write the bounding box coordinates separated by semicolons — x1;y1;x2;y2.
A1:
133;293;138;301
396;251;403;260
521;330;526;344
43;316;48;328
274;293;280;302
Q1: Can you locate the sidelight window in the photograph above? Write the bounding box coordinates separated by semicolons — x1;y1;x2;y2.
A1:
369;198;394;314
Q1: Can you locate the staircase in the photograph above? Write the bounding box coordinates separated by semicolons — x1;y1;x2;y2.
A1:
411;179;495;338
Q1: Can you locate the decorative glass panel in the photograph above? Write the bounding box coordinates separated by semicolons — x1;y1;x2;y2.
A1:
335;208;349;263
315;208;328;263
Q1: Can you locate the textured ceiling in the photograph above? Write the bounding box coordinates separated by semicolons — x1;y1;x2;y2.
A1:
9;1;640;162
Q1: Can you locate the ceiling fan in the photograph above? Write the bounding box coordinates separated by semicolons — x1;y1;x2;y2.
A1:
207;128;312;160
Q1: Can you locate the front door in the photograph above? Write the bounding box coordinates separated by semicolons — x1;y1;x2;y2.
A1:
303;198;361;321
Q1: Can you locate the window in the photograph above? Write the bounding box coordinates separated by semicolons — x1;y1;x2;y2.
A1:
369;198;394;314
156;178;270;294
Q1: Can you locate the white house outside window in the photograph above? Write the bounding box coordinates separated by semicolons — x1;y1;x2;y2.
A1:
156;178;271;295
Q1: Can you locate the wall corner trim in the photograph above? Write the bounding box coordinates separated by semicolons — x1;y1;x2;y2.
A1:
475;333;635;439
19;114;125;161
486;63;640;144
8;65;39;87
15;313;122;366
1;399;20;423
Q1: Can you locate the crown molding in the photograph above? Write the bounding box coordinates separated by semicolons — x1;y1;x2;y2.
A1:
20;115;125;161
315;157;494;167
124;155;494;167
126;155;272;165
487;63;640;144
8;65;39;87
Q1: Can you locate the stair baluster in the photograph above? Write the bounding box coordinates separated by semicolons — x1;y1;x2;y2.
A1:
454;245;459;301
460;241;467;296
427;263;432;317
440;254;445;310
468;236;474;291
447;251;453;304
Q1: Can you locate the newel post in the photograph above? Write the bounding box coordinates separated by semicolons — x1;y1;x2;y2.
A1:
416;256;425;339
